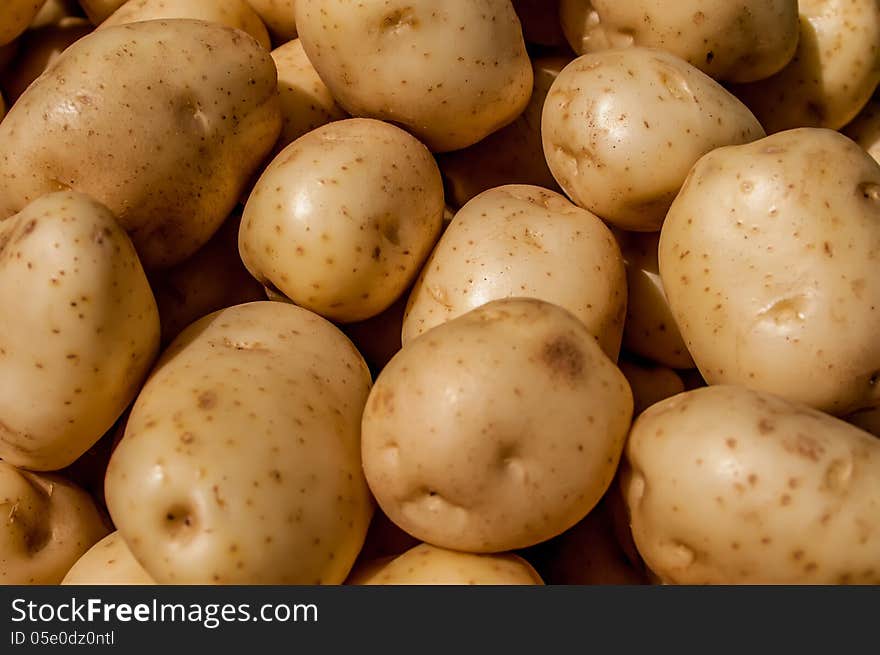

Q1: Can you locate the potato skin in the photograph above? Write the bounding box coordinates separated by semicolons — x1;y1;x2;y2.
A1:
402;185;626;360
542;48;765;231
659;128;880;415
105;302;374;584
62;531;155;585
246;0;297;42
0;462;109;584
295;0;533;153
0;1;47;46
0;19;282;269
79;0;125;24
623;385;880;584
363;298;633;553
0;192;159;471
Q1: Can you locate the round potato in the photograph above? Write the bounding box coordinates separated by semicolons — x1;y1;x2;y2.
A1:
617;231;694;369
0;19;281;269
100;0;271;50
513;0;565;47
105;302;374;584
438;57;566;209
0;1;47;46
560;0;799;83
363;298;633;553
0;191;159;471
542;48;765;231
246;0;296;42
355;544;544;585
619;359;685;416
271;38;347;153
295;0;533;153
659;128;880;415
402;185;627;360
79;0;125;24
240;118;444;323
624;385;880;584
62;531;154;585
1;462;109;584
844;99;880;165
732;0;880;132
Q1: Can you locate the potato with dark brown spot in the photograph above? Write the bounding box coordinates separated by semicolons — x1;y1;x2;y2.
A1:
62;531;155;585
0;1;48;46
660;128;880;415
0;191;159;471
105;302;374;584
245;0;297;42
0;462;109;584
844;100;880;166
402;185;626;359
542;48;765;231
623;385;880;584
0;19;281;269
619;359;685;415
363;298;633;553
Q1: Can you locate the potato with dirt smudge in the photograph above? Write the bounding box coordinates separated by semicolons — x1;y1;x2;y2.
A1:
105;302;374;584
659;128;880;416
363;298;633;553
0;191;159;471
62;532;155;585
623;385;880;584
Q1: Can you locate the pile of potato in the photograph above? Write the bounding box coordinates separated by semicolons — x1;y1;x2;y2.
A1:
1;0;879;586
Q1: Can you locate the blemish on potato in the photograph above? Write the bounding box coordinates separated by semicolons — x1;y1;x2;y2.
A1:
540;335;584;383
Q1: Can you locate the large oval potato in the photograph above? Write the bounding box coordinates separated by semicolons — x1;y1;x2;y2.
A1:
402;185;627;360
0;192;159;471
1;462;109;584
61;531;155;584
659;128;880;416
0;1;47;46
79;0;125;24
624;385;880;584
0;19;281;269
542;48;765;231
560;0;799;83
844;100;880;165
295;0;533;153
105;302;374;584
240;118;444;323
732;0;880;132
246;0;296;42
100;0;271;50
363;298;633;553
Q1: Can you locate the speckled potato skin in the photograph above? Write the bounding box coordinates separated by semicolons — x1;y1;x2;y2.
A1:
619;360;685;416
100;0;271;50
1;462;109;584
623;385;880;584
732;0;880;133
79;0;126;24
402;186;626;360
844;100;880;165
0;1;47;46
295;0;533;153
240;118;444;323
363;298;633;553
62;532;155;584
105;302;374;584
0;20;282;270
246;0;297;42
0;192;159;471
659;128;880;416
356;544;544;585
543;48;765;231
438;57;566;209
271;39;347;153
560;0;799;83
617;231;694;369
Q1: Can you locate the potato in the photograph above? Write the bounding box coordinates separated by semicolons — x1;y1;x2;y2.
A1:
246;0;296;42
659;128;880;416
272;38;347;153
2;17;92;104
0;192;159;471
105;301;374;584
438;57;566;209
30;0;81;28
732;0;880;132
559;0;799;83
619;359;685;415
78;0;125;24
355;544;544;585
295;0;533;153
846;408;880;439
150;213;265;346
0;19;281;269
542;48;765;231
0;1;47;46
240;118;444;323
844;100;880;165
1;462;109;584
513;0;565;47
402;185;626;359
624;385;880;584
617;231;694;369
62;531;154;584
100;0;271;51
363;298;633;553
